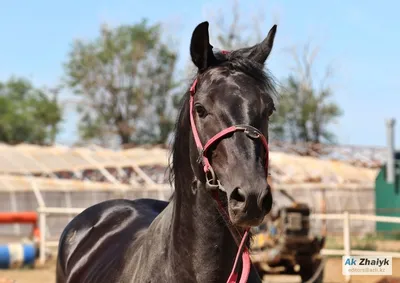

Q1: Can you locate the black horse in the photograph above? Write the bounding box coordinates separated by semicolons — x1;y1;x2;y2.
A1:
56;21;278;283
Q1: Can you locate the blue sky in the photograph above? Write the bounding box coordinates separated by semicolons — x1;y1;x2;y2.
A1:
0;0;398;147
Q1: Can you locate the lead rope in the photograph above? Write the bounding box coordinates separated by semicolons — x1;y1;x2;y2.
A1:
212;191;251;283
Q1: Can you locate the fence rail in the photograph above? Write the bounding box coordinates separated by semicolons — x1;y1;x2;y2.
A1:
310;212;400;282
311;213;400;224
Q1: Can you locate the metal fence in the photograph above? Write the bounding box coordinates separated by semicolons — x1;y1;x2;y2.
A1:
311;212;400;282
35;208;400;283
0;186;376;238
0;186;173;239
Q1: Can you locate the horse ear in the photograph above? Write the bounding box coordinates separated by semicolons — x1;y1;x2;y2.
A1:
190;21;217;71
238;25;277;64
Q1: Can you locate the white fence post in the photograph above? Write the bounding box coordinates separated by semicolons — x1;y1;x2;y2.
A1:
39;208;47;265
343;211;351;283
157;187;165;200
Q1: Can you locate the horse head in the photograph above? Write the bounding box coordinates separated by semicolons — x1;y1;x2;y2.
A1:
188;21;277;228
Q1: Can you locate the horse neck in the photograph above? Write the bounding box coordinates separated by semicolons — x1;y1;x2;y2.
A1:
170;179;239;282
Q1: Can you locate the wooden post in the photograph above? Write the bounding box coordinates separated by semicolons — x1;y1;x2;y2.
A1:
343;211;351;283
321;189;327;236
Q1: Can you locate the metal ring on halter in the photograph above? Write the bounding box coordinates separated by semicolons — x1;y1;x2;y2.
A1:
216;180;226;192
206;171;226;192
244;127;261;139
234;124;262;139
205;166;219;189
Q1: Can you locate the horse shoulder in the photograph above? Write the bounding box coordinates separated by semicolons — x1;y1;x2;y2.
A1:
57;198;169;283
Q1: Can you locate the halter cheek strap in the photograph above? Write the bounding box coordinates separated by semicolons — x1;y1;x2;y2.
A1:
188;56;270;283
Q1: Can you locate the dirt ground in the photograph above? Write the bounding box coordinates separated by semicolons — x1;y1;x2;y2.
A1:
1;257;399;283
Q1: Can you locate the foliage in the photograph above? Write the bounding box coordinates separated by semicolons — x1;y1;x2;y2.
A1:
270;43;343;143
270;74;342;143
0;77;62;145
64;19;178;146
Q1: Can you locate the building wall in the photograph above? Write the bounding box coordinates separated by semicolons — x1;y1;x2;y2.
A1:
376;162;400;232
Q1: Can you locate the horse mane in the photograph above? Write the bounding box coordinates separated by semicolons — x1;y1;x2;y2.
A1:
168;53;278;200
168;88;192;199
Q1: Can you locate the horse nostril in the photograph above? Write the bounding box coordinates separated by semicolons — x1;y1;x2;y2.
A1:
230;187;247;207
260;187;273;213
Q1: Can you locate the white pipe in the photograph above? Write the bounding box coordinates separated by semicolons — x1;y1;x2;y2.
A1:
321;249;400;257
343;211;352;283
37;206;84;214
31;179;46;208
386;118;396;183
311;213;400;224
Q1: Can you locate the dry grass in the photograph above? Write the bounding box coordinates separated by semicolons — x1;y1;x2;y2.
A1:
325;235;400;252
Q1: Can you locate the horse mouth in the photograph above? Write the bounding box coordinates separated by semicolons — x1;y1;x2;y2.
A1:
229;214;265;228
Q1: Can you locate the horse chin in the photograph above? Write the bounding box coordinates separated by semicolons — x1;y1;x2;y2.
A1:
229;214;265;229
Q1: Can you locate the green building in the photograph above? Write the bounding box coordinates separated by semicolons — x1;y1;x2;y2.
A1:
375;119;400;232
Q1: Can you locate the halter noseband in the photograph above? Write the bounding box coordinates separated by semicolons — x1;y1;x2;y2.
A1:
188;60;270;283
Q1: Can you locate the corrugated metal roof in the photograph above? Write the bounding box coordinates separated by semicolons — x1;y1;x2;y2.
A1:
0;143;169;174
0;174;132;191
0;143;378;186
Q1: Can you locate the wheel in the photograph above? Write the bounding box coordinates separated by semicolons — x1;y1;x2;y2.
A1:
300;257;325;283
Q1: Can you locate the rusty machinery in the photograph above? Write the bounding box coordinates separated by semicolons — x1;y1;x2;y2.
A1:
250;189;326;283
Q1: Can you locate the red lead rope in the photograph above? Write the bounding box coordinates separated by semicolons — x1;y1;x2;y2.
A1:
213;192;251;283
228;235;251;283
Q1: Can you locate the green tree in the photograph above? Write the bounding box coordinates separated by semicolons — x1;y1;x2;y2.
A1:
64;19;178;146
270;44;343;144
0;77;62;145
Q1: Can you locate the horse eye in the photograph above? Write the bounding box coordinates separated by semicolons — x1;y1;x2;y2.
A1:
268;106;276;117
264;106;275;118
195;104;207;118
